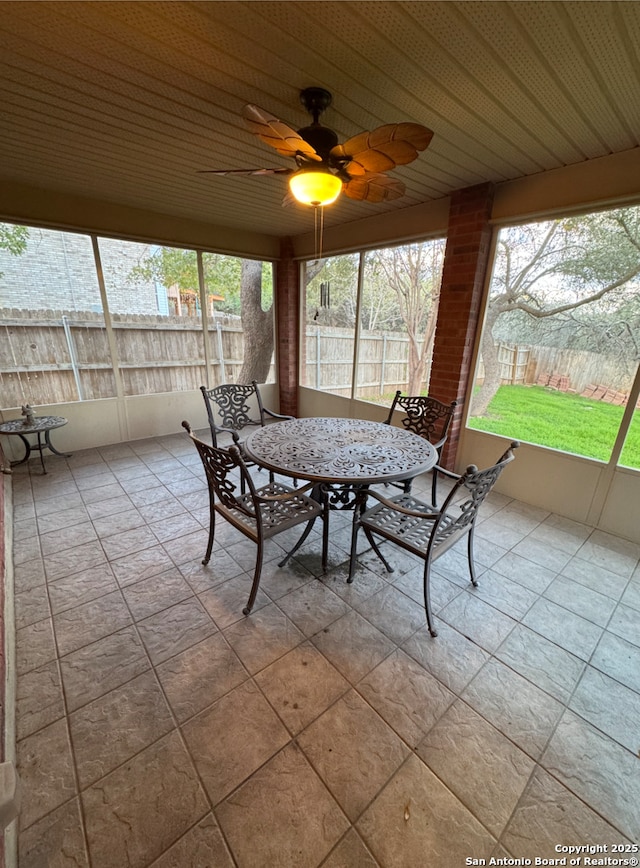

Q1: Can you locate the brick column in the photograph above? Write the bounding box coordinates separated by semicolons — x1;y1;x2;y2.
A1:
429;182;495;467
275;236;299;417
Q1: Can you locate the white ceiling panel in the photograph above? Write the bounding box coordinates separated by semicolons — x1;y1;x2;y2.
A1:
0;0;639;238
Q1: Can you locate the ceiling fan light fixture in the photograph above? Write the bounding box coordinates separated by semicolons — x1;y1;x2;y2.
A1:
289;167;342;206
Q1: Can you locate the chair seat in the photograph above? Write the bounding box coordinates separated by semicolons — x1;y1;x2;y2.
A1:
222;482;323;539
360;494;457;555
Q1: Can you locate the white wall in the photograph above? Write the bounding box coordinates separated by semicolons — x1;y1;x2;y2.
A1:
0;383;283;462
299;387;640;546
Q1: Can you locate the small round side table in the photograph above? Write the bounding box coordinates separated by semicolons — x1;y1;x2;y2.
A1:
0;416;71;474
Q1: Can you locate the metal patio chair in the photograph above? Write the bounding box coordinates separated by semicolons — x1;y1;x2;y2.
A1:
348;441;519;636
183;421;328;615
200;380;294;489
200;380;293;449
384;392;457;506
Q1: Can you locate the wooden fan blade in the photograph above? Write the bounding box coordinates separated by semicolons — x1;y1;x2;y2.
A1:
330;122;433;174
343;173;406;203
243;104;322;162
197;167;294;176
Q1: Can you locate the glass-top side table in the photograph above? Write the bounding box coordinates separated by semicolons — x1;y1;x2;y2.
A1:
0;415;70;474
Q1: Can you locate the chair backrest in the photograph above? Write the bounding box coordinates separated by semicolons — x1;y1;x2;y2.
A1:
386;392;457;447
430;441;519;554
182;420;257;519
200;382;262;433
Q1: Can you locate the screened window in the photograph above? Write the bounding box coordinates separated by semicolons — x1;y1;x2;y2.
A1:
468;206;640;465
301;240;444;405
302;254;359;398
98;238;207;397
0;224;115;406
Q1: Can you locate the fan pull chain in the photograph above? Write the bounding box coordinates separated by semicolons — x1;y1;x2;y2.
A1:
314;205;326;263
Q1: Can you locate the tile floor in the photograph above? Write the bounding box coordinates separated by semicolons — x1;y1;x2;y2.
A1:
8;430;640;867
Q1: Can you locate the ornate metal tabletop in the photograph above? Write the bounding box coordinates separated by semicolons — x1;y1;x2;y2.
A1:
0;415;68;436
243;417;437;485
0;415;69;473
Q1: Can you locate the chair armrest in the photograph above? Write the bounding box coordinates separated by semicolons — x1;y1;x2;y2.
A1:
212;423;242;445
262;408;295;422
364;489;441;519
432;464;461;481
254;480;318;503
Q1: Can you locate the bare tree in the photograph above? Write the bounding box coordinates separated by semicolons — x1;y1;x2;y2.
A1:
473;208;640;416
371;242;444;394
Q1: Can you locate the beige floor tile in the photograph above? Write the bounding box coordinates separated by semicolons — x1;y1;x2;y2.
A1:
320;830;379;868
542;710;640;841
53;589;132;656
501;767;634;858
402;620;490;694
136;598;217;665
47;563;118;615
359;649;454;747
523;597;603;661
121;567;194;621
156;632;248;722
355;584;427;644
462;658;564;759
100;525;158;561
40;522;98;557
216;742;349;868
439;589;517;652
278;580;351;637
69;670;175;788
16;659;65;740
149;814;235;868
16;617;57;675
19;797;89;868
183;679;289;805
311;609;396;684
255;641;350;734
590;630;640;693
44;541;107;582
110;544;175;587
199;574;271;629
223;602;305;674
298;690;409;821
17;718;77;831
82;731;208;868
60;625;150;712
416;699;535;837
357;754;495;868
495;624;585;703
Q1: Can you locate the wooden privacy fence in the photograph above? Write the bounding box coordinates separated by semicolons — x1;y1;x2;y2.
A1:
3;309;636;410
303;326;418;398
476;342;637;402
0;309;250;408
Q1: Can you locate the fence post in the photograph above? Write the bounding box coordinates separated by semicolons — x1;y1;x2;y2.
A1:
216;321;226;383
316;328;321;389
380;334;387;395
62;314;84;401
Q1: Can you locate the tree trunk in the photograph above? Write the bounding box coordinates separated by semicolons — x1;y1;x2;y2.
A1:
238;259;274;383
471;307;501;416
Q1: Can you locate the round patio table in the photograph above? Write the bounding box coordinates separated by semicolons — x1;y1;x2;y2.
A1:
243;417;437;503
0;415;70;474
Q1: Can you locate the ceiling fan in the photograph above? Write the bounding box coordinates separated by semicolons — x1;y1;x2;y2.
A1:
200;87;433;207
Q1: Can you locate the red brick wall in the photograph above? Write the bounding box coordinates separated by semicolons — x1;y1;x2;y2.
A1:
429;182;495;468
275;237;300;417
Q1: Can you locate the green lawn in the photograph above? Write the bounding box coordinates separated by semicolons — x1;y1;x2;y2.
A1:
468;385;640;467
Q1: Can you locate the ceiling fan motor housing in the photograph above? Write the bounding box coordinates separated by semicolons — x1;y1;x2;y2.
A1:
297;124;339;161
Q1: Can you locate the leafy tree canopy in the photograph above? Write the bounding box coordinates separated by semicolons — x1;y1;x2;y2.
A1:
127;246;272;316
0;223;29;255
